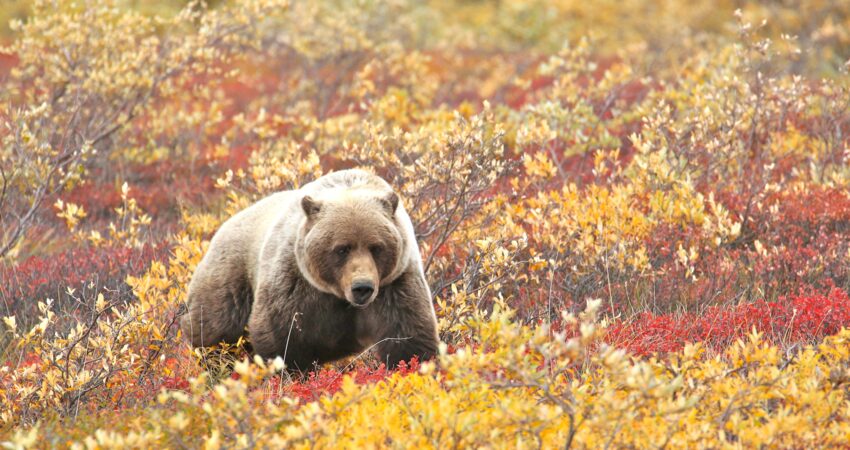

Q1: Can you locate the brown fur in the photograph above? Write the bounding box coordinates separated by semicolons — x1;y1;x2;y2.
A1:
180;169;438;370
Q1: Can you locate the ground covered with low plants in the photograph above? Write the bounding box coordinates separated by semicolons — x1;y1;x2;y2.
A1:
1;0;850;448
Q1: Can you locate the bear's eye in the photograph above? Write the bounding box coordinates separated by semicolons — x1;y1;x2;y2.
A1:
369;244;383;256
334;245;352;257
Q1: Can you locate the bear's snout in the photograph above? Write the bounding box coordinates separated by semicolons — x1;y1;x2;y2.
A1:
350;280;375;306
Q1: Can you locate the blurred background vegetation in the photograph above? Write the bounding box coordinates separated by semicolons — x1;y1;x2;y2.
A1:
2;0;848;76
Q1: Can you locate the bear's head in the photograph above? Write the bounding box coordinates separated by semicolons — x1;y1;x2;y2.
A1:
295;188;405;307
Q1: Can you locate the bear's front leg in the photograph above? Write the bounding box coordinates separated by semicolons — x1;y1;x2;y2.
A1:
249;271;361;372
248;287;319;372
247;271;313;362
371;271;439;368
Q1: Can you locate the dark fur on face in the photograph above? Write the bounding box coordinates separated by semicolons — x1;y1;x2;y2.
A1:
301;192;402;306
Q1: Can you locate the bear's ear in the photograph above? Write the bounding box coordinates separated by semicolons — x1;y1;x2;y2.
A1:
302;195;322;217
380;192;399;215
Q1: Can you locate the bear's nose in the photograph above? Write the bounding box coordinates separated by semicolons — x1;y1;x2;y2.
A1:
351;281;375;305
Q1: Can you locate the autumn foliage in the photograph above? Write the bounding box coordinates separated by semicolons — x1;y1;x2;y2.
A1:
2;0;850;448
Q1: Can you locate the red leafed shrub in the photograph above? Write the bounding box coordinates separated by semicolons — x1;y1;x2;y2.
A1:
267;358;421;402
160;376;192;392
608;287;850;355
63;159;221;222
629;186;850;316
0;242;169;329
746;187;850;292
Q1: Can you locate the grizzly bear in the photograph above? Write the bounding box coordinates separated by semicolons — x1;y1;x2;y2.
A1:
180;169;439;370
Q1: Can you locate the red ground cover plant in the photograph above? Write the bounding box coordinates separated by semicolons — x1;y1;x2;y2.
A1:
62;159;224;222
0;242;169;329
265;358;422;403
154;358;423;407
607;287;850;355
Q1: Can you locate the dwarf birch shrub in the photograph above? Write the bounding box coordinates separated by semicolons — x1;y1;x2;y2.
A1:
6;300;850;447
0;0;289;259
0;232;205;426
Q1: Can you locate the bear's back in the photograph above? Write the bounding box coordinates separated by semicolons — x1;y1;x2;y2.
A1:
302;169;391;195
215;191;298;288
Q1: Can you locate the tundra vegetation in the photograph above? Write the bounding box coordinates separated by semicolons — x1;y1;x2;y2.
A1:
1;0;850;448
